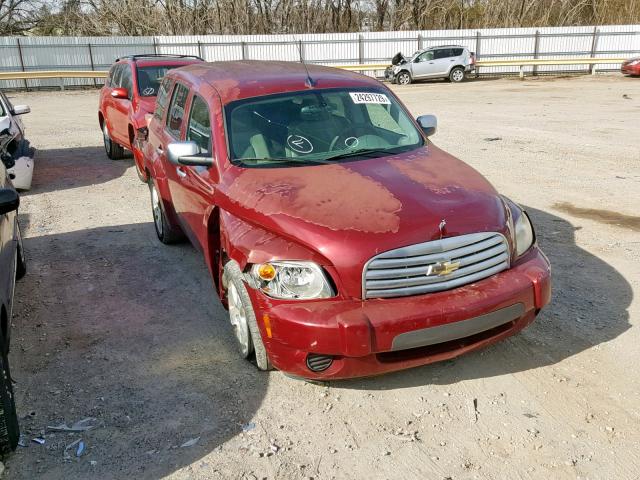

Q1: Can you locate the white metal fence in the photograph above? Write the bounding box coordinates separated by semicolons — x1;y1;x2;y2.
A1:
1;24;639;89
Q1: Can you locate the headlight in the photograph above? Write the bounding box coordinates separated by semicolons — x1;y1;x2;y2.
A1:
514;211;534;257
249;261;334;300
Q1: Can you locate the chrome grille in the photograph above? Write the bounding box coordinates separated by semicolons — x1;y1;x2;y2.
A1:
363;232;510;299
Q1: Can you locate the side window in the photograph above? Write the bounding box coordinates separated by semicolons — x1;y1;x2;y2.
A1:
166;83;189;138
120;65;133;100
452;48;464;57
417;51;434;62
186;96;212;154
154;78;172;120
433;49;450;60
111;64;123;88
105;67;113;87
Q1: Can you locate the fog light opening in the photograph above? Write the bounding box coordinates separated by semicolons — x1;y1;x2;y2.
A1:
306;353;334;372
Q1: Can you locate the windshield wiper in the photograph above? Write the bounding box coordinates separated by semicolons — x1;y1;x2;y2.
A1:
323;148;395;162
236;156;333;166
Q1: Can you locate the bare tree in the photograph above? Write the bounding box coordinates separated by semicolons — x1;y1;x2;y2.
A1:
21;0;640;36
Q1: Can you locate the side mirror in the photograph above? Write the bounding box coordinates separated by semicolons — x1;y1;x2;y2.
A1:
11;105;30;115
417;115;437;137
111;87;129;100
167;141;214;167
0;188;19;215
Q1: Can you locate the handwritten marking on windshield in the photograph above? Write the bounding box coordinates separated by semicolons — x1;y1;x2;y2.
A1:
287;135;314;153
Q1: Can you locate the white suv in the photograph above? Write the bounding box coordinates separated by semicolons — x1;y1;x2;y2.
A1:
386;46;476;85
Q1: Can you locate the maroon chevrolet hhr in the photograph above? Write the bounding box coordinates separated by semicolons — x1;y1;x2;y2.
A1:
141;61;551;379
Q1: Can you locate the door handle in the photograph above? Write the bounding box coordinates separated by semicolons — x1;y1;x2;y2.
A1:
429;62;434;64
176;167;187;178
156;146;163;154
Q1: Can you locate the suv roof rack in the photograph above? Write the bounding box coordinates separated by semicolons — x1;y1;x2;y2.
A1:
115;54;204;62
427;45;465;49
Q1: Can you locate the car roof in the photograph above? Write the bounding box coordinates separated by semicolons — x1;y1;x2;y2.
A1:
168;61;384;104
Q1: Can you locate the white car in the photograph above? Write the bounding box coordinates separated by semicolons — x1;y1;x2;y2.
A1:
0;90;34;191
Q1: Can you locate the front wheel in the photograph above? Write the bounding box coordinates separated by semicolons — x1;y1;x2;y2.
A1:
103;122;126;160
449;67;465;83
224;261;272;371
396;71;412;85
148;180;184;244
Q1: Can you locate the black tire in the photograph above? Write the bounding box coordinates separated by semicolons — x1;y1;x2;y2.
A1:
102;122;126;160
148;180;184;244
15;221;26;281
396;71;412;85
0;349;19;455
449;66;466;83
224;261;272;371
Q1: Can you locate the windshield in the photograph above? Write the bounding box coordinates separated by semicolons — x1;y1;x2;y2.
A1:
137;66;177;97
225;88;423;167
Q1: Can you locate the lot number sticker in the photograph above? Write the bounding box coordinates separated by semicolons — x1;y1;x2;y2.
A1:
349;92;391;105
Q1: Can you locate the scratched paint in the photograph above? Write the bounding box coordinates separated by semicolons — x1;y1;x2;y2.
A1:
226;164;402;233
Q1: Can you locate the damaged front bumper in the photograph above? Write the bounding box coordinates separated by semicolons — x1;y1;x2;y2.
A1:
246;246;551;380
3;138;36;191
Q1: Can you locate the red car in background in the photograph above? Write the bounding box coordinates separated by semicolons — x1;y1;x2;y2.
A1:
621;57;640;76
98;54;203;181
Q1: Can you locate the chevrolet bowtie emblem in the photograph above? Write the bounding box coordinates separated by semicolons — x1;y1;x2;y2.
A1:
426;260;461;276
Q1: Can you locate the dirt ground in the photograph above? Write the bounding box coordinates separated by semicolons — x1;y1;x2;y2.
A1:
3;74;639;480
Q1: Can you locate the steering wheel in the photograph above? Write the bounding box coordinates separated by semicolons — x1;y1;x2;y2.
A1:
329;126;373;151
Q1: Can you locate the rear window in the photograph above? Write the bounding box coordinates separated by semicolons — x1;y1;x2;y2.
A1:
137;65;182;97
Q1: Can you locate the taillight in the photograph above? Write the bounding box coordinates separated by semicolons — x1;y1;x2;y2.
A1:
470;53;476;65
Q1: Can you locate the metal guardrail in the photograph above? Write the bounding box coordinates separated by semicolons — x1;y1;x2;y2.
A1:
335;57;628;78
0;57;628;87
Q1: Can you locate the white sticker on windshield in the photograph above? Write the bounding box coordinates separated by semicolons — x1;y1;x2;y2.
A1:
349;92;391;105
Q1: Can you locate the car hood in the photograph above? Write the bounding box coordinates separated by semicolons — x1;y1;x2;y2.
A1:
223;145;512;297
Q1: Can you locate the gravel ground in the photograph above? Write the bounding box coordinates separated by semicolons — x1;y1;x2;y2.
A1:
3;74;640;480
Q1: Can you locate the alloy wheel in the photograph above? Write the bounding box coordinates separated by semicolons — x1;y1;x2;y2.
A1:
103;123;111;155
227;282;251;357
150;183;163;237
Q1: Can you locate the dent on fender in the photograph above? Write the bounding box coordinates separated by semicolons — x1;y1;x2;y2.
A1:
220;210;322;268
225;164;402;234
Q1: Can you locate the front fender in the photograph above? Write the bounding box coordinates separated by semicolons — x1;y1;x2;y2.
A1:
219;210;329;271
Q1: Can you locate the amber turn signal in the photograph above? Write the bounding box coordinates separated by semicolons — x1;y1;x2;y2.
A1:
257;263;277;281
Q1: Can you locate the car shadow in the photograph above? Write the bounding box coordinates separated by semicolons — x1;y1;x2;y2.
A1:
21;146;132;196
8;222;267;479
335;206;632;390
